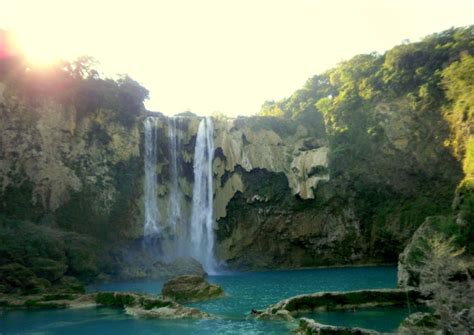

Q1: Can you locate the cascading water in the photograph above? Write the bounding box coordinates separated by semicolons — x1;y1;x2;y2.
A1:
190;117;218;274
143;117;160;240
142;115;218;272
167;117;182;233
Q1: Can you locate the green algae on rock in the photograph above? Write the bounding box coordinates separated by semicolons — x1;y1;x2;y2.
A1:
256;288;423;321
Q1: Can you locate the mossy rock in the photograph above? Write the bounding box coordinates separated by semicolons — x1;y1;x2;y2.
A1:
139;297;173;310
95;292;136;307
161;275;224;303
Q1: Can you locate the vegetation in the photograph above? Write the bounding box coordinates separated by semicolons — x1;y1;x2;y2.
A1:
0;54;149;126
95;292;136;307
0;215;96;293
259;27;473;180
406;234;474;333
257;26;474;262
139;297;172;310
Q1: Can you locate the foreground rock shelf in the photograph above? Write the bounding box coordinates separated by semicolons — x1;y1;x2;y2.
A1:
256;288;423;321
0;291;210;319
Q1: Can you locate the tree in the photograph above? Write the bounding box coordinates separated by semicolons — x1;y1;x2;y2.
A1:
410;234;474;334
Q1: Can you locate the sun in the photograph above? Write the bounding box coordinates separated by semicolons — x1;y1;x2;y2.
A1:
0;30;58;68
12;29;63;68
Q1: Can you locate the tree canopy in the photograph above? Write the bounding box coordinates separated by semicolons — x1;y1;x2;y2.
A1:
0;52;149;126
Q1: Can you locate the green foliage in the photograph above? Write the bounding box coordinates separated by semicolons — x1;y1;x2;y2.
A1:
258;26;473;160
0;55;148;127
139;297;172;310
0;215;99;287
95;292;136;307
234;115;299;138
0;180;43;221
441;55;474;161
253;27;473;260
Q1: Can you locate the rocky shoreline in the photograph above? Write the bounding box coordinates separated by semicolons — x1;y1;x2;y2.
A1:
0;291;210;319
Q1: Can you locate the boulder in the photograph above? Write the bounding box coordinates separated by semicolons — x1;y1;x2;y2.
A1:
94;291;210;319
161;275;224;303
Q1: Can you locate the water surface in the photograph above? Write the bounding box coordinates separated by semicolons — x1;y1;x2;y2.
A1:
1;266;398;335
301;305;428;333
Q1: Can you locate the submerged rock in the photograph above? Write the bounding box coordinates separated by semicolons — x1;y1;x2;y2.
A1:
95;291;210;319
297;317;379;335
161;275;224;303
126;305;209;319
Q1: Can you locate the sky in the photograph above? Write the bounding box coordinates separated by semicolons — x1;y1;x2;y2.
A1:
1;0;473;117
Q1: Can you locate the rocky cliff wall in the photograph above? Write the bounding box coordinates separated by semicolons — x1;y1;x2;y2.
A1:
0;80;463;276
211;100;462;269
0;83;143;240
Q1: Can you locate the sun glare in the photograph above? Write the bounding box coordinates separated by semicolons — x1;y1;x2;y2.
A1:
17;32;61;68
1;0;473;115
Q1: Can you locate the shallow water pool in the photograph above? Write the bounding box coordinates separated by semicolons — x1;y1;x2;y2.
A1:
301;305;428;333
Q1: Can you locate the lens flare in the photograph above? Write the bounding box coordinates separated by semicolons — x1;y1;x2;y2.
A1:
0;30;19;60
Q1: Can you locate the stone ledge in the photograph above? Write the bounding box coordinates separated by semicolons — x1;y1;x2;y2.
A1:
256;288;423;321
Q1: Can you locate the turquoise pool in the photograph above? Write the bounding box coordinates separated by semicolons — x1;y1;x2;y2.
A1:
1;266;399;334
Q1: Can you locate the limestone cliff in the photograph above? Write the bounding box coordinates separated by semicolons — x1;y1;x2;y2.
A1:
211;103;461;269
0;78;463;279
0;83;143;240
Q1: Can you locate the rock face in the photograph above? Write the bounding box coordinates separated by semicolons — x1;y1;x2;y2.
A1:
211;104;461;269
161;275;224;303
0;77;464;281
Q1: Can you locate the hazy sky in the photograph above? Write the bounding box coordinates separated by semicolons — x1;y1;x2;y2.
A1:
1;0;473;116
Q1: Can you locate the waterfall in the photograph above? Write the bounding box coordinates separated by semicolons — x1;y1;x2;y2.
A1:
142;115;219;273
143;117;160;238
190;117;218;274
167;117;182;232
